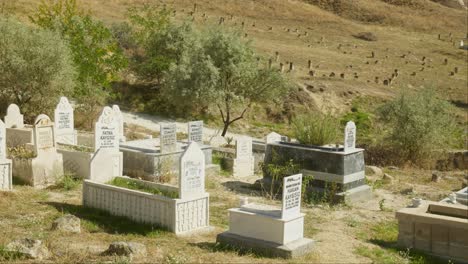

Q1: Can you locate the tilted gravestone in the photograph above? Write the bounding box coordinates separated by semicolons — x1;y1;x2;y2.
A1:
94;106;119;152
233;136;254;177
54;97;77;145
188;121;203;144
179;142;206;200
112;105;126;143
4;104;24;129
281;174;302;219
0;119;12;190
160;123;177;153
344;121;356;153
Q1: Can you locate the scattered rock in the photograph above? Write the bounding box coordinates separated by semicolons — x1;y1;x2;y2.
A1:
383;173;394;184
103;242;147;258
388;166;398;170
400;186;414;195
365;166;383;177
353;32;377;41
431;171;442;182
5;238;50;260
52;214;81;233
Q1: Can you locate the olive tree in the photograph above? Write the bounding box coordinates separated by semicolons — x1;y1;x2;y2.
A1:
0;16;76;120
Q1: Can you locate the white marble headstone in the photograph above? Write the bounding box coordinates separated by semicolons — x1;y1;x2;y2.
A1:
0;120;5;159
160;123;177;153
179;142;205;200
344;121;356;153
112;105;125;143
33;114;56;154
4;104;24;129
266;132;282;144
188;121;203;144
54;97;76;144
94;106;119;152
236;136;252;158
281;174;302;219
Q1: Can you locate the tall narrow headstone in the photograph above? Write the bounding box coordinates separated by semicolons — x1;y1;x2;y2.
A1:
54;97;77;145
179;142;205;200
0;119;12;190
266;132;282;144
94;107;119;152
112;105;126;142
188;121;203;144
33;114;56;155
4;104;24;129
233;136;254;177
281;174;303;219
344;121;356;153
160;123;177;153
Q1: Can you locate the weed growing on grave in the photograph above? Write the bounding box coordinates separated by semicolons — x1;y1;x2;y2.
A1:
212;152;233;177
108;177;178;198
7;146;36;159
53;174;82;191
292;112;339;146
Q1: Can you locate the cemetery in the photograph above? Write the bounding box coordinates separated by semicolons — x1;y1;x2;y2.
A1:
1;0;467;263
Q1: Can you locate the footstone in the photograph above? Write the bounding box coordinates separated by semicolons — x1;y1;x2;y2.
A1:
216;232;314;259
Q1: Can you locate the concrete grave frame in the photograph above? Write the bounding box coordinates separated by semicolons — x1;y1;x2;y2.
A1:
0;119;12;191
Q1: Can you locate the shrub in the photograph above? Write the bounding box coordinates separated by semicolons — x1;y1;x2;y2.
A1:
0;16;76;120
292;113;339;146
377;88;462;166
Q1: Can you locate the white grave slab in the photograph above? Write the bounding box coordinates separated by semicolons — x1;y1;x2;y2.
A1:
112;105;126;143
344;121;356;153
0;120;12;191
188;121;203;144
233;136;254;177
4;104;24;128
94;107;119;152
179;142;205;200
281;174;303;219
160;123;177;153
266;132;282;144
54;97;77;145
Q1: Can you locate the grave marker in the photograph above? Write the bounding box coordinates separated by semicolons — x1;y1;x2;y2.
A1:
0;120;5;159
112;105;126;142
160;123;177;153
266;132;282;144
4;104;24;128
33;114;56;154
188;121;203;144
236;136;252;158
179;142;205;199
94;107;119;152
233;136;254;177
344;121;356;152
0;119;12;190
281;174;303;219
54;97;76;144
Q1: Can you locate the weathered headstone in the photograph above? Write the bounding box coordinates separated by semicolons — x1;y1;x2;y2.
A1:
281;174;302;219
94;107;119;152
112;105;126;143
188;121;203;144
4;104;24;129
344;121;356;153
33;114;56;154
54;97;76;145
160;123;177;153
179;142;205;199
0;119;12;190
233;136;254;177
265;132;282;144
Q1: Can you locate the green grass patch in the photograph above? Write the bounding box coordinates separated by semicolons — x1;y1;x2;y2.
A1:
52;174;82;191
108;177;178;198
0;246;27;261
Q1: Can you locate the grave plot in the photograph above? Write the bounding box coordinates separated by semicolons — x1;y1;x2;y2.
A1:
120;121;218;181
396;200;468;263
11;114;64;188
83;142;210;235
217;173;314;258
58;106;123;183
0;119;12;191
262;121;372;203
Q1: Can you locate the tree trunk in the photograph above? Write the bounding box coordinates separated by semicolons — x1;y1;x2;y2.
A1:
221;121;230;137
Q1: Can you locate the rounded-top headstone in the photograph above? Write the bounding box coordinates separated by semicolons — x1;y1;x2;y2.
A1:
94;106;119;152
344;121;356;153
34;114;52;126
4;104;24;128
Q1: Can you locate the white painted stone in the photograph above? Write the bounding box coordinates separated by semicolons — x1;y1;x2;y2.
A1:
94;107;119;152
265;132;282;144
188;121;203;144
89;148;123;183
179;142;205;200
344;121;356;153
4;104;24;129
54;97;77;145
236;136;252;158
233;136;254;177
160;123;177;153
281;174;302;219
33;114;56;154
0;119;6;159
112;105;126;143
0;119;12;190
